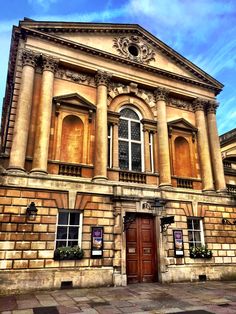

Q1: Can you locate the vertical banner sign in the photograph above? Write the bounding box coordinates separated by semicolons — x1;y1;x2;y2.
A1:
91;227;103;258
173;230;184;257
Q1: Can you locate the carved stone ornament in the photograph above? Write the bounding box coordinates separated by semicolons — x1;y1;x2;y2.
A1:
192;98;208;112
206;100;218;114
55;68;95;86
169;97;193;112
42;55;59;73
154;87;169;102
95;70;112;86
21;49;39;68
113;35;155;64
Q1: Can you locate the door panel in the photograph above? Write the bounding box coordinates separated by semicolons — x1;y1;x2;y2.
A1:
126;214;156;283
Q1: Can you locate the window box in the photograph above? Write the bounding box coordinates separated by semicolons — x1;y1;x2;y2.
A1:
189;246;212;259
54;246;84;260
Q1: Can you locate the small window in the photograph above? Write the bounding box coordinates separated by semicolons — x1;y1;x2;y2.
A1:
187;217;204;248
56;210;83;248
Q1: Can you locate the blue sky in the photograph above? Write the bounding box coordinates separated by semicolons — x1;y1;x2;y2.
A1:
1;0;236;135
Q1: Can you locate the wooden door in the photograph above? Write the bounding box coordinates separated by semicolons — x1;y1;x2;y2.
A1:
126;214;157;283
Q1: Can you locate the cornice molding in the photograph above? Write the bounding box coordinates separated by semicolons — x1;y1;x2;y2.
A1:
20;27;222;94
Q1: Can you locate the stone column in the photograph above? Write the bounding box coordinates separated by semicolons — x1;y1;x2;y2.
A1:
193;98;214;192
154;87;172;187
31;55;58;174
8;49;38;172
93;70;111;181
207;101;227;192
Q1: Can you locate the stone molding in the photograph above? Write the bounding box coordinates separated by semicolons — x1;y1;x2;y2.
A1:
21;49;39;68
154;87;170;102
113;35;155;64
95;70;112;87
206;100;219;114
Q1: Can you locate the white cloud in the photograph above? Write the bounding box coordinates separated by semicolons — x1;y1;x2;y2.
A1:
28;0;58;11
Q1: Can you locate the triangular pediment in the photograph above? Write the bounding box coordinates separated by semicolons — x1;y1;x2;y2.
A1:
53;93;96;111
168;118;198;132
19;19;223;93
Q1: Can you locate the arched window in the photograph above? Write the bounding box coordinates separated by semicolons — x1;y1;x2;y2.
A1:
118;107;143;172
60;115;83;164
174;136;192;177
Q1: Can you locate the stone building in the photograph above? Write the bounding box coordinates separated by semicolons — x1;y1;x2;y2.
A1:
220;128;236;189
0;18;236;294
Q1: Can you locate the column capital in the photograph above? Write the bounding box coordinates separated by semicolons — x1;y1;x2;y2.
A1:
206;100;219;114
192;98;208;112
41;55;59;73
154;87;169;102
22;49;39;68
95;70;112;87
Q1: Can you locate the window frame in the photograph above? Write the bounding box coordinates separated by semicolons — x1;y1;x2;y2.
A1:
108;124;112;168
149;132;154;173
187;217;205;249
118;106;144;172
55;209;83;249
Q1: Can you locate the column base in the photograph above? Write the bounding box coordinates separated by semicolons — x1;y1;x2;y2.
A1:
202;188;215;194
30;168;48;176
7;166;26;174
92;175;108;182
216;188;228;195
159;183;172;190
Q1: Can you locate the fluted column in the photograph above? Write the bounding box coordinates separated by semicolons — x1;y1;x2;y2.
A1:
93;70;111;181
8;50;38;172
207;101;227;192
193;98;214;192
31;56;58;174
154;87;172;187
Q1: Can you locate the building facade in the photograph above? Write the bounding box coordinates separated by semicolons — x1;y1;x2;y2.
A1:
1;18;236;294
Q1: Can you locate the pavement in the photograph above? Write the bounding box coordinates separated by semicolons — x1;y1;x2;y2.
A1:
1;281;236;314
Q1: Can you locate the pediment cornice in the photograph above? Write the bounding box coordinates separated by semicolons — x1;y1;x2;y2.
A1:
53;93;96;111
168;118;198;132
20;25;222;94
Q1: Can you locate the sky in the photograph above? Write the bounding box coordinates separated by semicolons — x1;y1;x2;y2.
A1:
0;0;236;135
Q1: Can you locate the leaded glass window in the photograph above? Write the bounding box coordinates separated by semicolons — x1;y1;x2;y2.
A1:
56;210;83;248
118;107;143;172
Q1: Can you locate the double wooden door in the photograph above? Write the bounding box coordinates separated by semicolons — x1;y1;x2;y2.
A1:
126;214;157;283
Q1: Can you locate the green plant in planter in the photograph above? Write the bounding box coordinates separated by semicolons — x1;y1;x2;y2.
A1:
190;245;212;259
54;246;84;260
